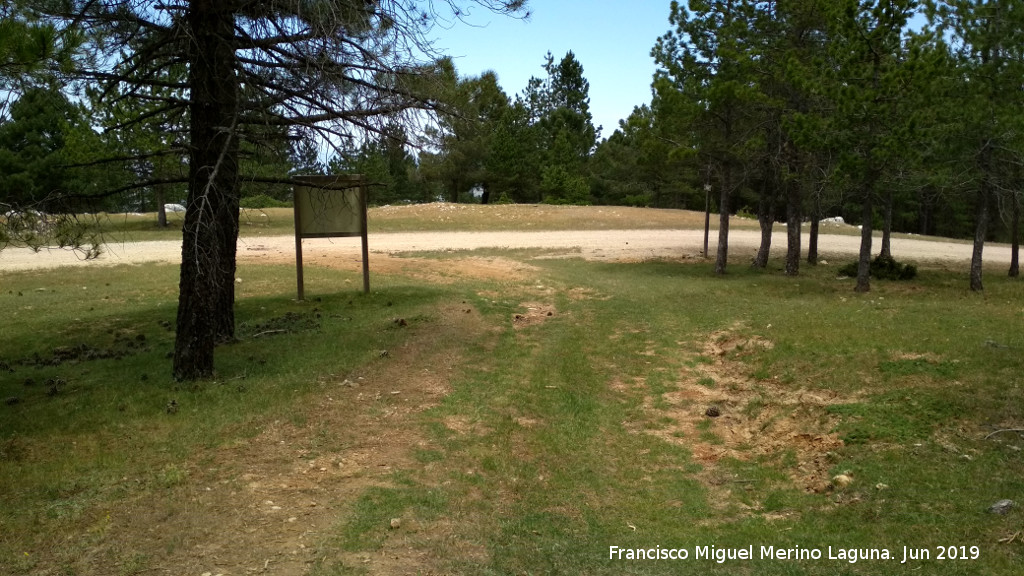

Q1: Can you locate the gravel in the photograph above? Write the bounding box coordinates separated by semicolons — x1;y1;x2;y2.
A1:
0;228;1011;272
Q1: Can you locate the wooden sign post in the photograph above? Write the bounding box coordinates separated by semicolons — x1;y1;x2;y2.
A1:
292;175;369;301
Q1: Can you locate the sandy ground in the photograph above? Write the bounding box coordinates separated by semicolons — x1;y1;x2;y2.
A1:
0;226;1011;272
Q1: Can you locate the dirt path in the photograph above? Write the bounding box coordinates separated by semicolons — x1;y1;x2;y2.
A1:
0;227;1010;271
70;303;492;576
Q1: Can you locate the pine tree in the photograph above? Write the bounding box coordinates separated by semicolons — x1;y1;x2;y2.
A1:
925;0;1024;291
23;0;530;380
427;60;510;203
521;51;599;204
815;0;919;292
653;0;765;274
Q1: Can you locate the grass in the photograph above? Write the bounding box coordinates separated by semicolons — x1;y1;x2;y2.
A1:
2;242;1023;574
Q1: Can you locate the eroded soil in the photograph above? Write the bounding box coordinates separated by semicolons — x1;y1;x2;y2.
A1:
625;325;856;496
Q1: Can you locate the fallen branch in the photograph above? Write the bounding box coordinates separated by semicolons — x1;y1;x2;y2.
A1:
984;428;1024;440
253;329;287;338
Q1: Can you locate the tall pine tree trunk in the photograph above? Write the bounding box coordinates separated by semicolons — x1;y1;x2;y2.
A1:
856;183;874;293
1010;192;1020;278
716;166;732;275
156;186;167;228
753;179;775;269
215;170;241;343
970;143;993;292
174;1;239;379
785;178;801;276
879;187;893;259
918;187;933;235
807;192;820;265
969;185;988;292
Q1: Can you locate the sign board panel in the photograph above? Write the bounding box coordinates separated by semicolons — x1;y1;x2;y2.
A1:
292;175;369;299
293;175;365;237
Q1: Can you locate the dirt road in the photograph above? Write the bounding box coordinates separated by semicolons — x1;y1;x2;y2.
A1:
0;227;1011;272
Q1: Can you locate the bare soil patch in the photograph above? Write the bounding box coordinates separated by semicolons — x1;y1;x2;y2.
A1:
245;245;540;286
512;302;557;329
630;325;855;496
67;303;491;576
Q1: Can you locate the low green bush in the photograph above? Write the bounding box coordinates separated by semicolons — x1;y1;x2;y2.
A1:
240;194;292;209
839;254;917;280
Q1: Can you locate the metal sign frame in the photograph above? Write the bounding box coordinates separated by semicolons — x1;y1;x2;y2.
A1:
292;175;369;300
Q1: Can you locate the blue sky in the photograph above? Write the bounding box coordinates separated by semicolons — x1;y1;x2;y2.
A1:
429;1;674;140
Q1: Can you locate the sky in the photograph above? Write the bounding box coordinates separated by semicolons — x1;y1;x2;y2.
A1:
429;1;674;141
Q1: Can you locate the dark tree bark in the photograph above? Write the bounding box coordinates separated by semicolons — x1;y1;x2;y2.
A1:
174;1;239;379
785;178;801;276
448;177;459;203
807;192;820;265
214;177;241;342
855;189;874;293
969;185;988;292
879;187;893;258
715;166;732;275
918;187;933;236
1010;192;1020;278
969;140;994;292
752;178;775;269
156;187;167;228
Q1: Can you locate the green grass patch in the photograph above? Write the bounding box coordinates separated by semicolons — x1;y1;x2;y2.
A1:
3;250;1024;575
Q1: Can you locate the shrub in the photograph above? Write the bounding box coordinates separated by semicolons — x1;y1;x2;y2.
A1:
240;194;292;209
839;254;918;280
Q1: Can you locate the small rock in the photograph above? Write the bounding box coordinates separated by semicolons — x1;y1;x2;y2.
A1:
989;499;1015;515
875;483;889;491
832;474;854;489
390;518;401;529
166;399;178;414
705;406;721;418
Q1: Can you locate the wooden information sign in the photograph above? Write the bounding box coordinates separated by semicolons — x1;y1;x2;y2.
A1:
292;175;369;300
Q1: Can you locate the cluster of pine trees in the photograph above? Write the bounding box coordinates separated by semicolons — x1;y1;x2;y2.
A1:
327;50;601;206
322;1;1023;280
634;0;1024;289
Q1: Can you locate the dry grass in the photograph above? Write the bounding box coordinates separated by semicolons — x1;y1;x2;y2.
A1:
367;203;759;232
86;203;762;241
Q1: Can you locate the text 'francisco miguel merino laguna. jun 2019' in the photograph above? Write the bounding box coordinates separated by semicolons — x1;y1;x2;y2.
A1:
608;544;981;564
